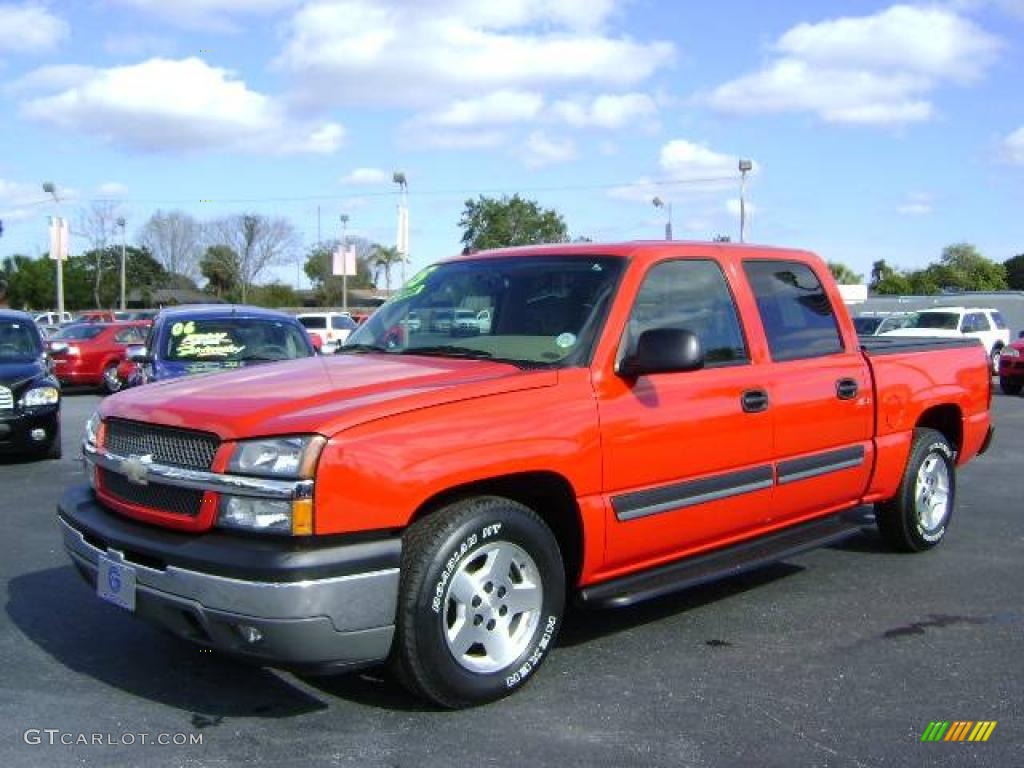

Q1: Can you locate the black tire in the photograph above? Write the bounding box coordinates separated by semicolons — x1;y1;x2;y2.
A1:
999;376;1022;396
390;496;565;708
990;345;1003;375
876;428;955;552
102;363;122;394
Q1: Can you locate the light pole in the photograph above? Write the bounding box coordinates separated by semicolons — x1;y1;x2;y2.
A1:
42;182;64;317
652;196;672;240
340;213;349;312
116;216;127;310
393;171;408;286
738;158;752;243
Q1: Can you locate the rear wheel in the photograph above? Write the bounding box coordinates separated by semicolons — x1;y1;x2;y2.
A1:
990;345;1003;375
390;496;565;708
102;363;122;394
1000;376;1022;396
876;428;955;552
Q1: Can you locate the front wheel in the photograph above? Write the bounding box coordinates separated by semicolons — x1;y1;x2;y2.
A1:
876;428;955;552
391;497;565;708
102;363;122;394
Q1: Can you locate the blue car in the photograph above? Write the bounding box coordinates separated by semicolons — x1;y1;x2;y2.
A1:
122;305;316;387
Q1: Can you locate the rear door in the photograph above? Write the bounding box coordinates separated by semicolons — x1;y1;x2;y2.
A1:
742;259;873;524
597;257;776;572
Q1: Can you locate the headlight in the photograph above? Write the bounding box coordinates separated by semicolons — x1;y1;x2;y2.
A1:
84;411;101;447
227;435;326;479
218;496;293;533
22;386;59;407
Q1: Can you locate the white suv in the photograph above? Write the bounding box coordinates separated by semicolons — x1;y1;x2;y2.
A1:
296;312;358;353
880;306;1011;371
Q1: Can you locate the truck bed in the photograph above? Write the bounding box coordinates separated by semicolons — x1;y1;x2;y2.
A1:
860;336;982;356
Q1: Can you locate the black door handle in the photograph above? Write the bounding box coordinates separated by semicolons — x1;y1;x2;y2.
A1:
836;378;859;400
741;389;769;413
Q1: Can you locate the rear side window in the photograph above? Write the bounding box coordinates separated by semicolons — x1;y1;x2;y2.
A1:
991;311;1007;330
962;313;990;333
743;260;843;361
331;316;356;330
624;259;748;367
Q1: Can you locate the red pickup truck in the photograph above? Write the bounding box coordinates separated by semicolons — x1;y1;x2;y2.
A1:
59;243;993;708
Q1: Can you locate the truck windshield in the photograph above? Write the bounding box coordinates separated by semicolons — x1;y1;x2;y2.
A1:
0;320;42;361
163;318;312;362
908;312;959;330
344;255;626;367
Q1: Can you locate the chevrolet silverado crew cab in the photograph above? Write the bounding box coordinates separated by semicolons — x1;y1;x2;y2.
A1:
59;243;993;708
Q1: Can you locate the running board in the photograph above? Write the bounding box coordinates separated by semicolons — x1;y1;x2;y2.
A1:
578;507;874;609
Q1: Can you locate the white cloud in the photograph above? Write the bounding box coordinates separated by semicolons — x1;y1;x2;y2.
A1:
551;92;658;128
0;3;69;54
0;178;43;207
1004;126;1024;165
18;58;344;155
659;140;748;178
725;198;757;217
706;5;1001;125
521;131;576;168
112;0;302;30
340;167;390;185
275;0;674;108
897;192;933;215
96;182;129;197
424;90;544;126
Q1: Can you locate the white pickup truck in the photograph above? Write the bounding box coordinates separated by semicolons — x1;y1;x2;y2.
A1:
881;306;1010;371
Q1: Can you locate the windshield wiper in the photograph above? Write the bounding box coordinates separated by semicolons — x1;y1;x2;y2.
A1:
400;345;494;359
336;343;390;354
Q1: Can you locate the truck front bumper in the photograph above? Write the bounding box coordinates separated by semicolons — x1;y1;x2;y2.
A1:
58;485;400;673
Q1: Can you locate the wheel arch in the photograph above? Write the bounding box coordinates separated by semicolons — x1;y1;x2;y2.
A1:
411;471;584;587
916;404;963;455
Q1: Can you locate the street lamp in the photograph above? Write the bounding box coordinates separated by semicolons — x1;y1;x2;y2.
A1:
652;196;672;241
42;182;65;317
393;171;409;286
738;158;752;243
116;216;127;311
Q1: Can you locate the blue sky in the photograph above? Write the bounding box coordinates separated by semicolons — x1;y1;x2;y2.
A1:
1;0;1022;290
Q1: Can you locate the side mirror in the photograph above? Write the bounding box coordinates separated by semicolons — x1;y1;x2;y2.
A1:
619;328;704;378
126;345;151;364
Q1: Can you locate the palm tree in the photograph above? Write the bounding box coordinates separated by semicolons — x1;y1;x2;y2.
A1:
372;245;404;294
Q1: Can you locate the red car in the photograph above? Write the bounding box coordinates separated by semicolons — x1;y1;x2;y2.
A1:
48;322;149;393
998;334;1024;394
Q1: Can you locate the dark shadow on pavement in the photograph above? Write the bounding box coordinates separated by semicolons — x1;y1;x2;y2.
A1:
825;526;892;554
6;565;329;720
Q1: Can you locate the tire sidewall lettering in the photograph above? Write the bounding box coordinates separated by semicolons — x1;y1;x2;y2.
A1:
505;614;559;689
430;519;508;614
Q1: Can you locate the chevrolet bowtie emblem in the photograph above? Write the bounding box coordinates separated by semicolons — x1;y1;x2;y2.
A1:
122;454;153;485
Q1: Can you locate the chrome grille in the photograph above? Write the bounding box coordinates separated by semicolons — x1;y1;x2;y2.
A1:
0;386;12;411
104;419;219;471
100;468;204;517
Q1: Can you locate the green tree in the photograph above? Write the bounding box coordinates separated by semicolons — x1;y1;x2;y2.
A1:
874;270;915;295
458;194;569;251
870;259;894;290
827;261;863;284
372;245;404;293
79;245;168;308
199;245;241;300
249;282;299;308
1003;253;1024;290
934;243;1007;291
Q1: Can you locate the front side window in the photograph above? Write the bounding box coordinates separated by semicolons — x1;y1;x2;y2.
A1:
114;327;144;344
744;260;843;361
164;318;312;362
991;311;1007;330
963;313;990;332
622;259;748;367
909;312;959;330
345;256;626;367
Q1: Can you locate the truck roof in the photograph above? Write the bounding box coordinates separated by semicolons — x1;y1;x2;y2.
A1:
448;240;817;264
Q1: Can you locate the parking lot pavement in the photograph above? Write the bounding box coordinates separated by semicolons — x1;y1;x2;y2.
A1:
1;390;1021;767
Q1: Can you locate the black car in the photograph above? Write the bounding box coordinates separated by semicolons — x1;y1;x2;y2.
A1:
0;310;62;459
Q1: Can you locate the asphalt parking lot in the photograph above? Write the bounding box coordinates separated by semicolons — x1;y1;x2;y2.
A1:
1;389;1021;768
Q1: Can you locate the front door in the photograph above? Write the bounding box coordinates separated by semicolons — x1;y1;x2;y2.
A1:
596;258;776;575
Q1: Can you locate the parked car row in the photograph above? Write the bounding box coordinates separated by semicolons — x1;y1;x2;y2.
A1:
855;306;1012;373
